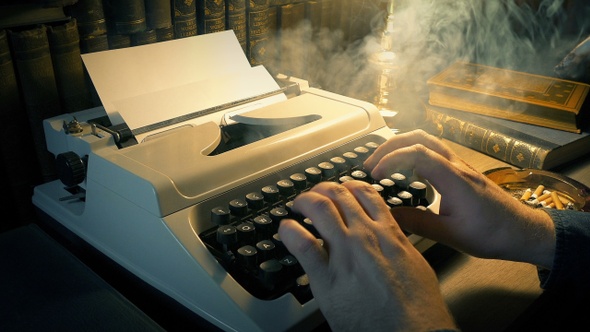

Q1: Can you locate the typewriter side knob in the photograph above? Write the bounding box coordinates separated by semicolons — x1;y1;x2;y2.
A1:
56;151;86;187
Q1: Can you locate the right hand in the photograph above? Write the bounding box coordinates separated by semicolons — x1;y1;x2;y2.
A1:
364;129;556;269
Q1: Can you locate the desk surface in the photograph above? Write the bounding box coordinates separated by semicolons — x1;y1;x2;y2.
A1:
437;139;590;331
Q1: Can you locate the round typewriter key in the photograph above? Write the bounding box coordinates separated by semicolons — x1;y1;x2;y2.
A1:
269;207;289;223
350;169;369;182
371;183;384;196
342;151;360;168
305;166;322;183
379;178;396;197
229;198;248;216
365;141;380;151
253;214;273;236
277;179;295;197
256;239;276;261
408;181;428;200
353;146;370;161
386;196;403;208
391;172;409;190
330;156;348;173
261;185;280;203
236;222;256;243
397;190;413;206
237;245;258;269
217;225;238;246
318;161;336;179
211;206;231;225
259;259;283;288
289;173;308;190
245;192;264;210
339;175;354;183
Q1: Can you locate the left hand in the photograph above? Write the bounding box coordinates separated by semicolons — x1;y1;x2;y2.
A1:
278;180;456;331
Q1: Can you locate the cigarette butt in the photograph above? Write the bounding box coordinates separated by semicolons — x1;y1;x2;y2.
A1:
520;188;532;201
540;196;553;205
551;191;564;210
532;191;553;205
531;185;545;199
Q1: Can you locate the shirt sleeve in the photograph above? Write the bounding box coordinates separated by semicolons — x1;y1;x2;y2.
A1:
537;208;590;293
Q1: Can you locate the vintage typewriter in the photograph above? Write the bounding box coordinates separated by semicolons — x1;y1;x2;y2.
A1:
33;32;440;331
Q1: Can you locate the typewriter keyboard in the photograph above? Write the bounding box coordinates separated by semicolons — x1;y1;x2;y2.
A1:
199;134;434;304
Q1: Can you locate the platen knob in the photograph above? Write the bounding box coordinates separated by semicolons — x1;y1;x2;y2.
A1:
55;151;86;187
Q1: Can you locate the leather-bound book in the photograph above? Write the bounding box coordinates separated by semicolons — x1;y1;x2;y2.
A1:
103;0;148;35
0;30;42;225
226;0;247;52
197;0;226;34
63;0;107;37
424;104;590;170
145;0;173;30
9;25;61;182
47;19;93;113
172;0;198;38
246;0;270;66
427;61;590;133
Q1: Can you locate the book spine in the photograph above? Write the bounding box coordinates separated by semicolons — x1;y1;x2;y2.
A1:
226;0;248;53
320;0;333;30
63;0;108;37
0;29;42;227
197;0;226;34
246;0;271;66
424;106;550;170
172;0;198;38
144;0;173;30
103;0;148;35
9;25;61;182
131;29;158;45
47;19;93;113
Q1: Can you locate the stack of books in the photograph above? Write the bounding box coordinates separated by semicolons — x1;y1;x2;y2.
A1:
424;61;590;170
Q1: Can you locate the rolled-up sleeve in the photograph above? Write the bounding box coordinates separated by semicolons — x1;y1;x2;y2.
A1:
537;209;590;294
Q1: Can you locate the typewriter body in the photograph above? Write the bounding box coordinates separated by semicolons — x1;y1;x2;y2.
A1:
33;32;439;332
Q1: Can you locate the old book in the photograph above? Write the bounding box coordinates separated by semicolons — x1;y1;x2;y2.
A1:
9;25;61;182
172;0;198;38
0;29;42;226
63;0;107;37
47;19;93;113
103;0;147;35
424;104;590;170
226;0;247;52
246;0;270;66
427;61;590;133
197;0;226;34
144;0;173;31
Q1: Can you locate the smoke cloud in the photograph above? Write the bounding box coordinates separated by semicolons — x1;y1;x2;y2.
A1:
267;0;590;126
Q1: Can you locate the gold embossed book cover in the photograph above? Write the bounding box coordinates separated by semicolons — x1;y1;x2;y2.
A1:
427;62;590;133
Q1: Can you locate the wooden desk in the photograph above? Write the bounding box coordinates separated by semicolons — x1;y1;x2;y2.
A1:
436;139;590;331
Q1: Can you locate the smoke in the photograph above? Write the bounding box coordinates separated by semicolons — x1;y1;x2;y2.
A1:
267;0;590;122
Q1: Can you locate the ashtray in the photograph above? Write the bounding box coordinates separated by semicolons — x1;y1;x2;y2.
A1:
483;167;590;212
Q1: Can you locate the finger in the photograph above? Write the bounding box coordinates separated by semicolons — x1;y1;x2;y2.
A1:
341;180;392;223
389;207;455;244
368;143;483;212
292;184;349;246
278;219;328;281
364;129;454;170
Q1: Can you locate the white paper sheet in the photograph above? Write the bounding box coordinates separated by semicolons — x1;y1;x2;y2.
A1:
81;30;285;142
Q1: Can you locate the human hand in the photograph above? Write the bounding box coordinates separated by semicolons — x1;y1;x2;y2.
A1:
364;129;555;269
278;180;456;331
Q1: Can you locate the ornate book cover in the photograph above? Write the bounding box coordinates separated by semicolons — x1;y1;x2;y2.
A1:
172;0;197;38
246;0;270;66
427;62;590;133
197;0;226;34
424;104;590;170
226;0;247;52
